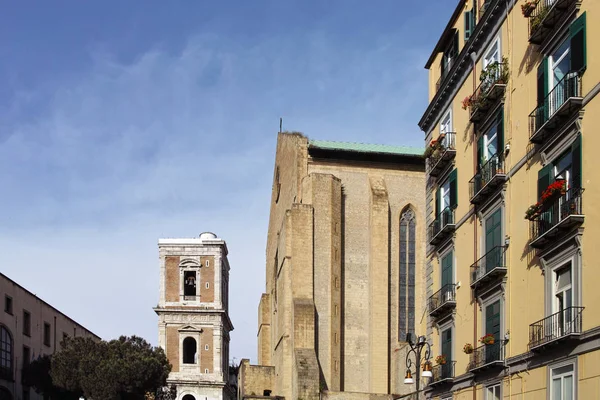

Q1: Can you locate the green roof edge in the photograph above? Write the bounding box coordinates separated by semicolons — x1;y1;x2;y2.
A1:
308;139;424;157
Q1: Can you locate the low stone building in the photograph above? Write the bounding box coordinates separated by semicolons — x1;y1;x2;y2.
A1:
0;272;99;400
241;132;426;400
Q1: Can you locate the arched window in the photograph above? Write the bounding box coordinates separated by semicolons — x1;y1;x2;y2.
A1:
182;395;196;400
399;209;416;340
182;337;197;364
0;387;12;400
0;327;12;381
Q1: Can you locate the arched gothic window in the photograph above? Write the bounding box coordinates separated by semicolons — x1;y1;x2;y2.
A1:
182;395;196;400
0;327;12;381
0;386;12;400
399;209;416;340
182;337;197;364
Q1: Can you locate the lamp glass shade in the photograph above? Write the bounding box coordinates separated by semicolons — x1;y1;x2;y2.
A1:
422;370;432;378
404;377;414;384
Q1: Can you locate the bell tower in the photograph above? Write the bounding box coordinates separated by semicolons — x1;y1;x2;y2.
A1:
155;232;234;400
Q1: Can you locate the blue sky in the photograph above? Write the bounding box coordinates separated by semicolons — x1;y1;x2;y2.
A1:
0;1;456;364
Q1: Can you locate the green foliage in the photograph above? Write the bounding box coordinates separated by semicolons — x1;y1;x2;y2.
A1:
27;335;173;400
22;355;81;400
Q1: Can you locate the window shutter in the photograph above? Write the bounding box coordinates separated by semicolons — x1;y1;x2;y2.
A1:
477;136;484;170
464;10;472;42
435;187;441;218
537;58;548;124
571;135;582;189
449;169;458;209
497;110;504;158
570;12;586;73
537;164;554;199
453;31;459;57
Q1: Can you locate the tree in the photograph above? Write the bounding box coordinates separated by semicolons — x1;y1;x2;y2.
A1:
27;335;173;400
22;355;81;400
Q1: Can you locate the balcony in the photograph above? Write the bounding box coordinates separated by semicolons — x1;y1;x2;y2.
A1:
430;361;456;386
529;307;584;351
427;132;457;178
435;50;459;93
468;59;508;123
469;342;504;372
529;71;583;144
469;154;507;204
428;284;457;318
470;246;507;292
527;0;580;45
428;207;456;246
530;187;584;249
479;0;491;19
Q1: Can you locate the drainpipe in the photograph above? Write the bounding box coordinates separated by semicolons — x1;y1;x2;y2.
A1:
470;49;478;400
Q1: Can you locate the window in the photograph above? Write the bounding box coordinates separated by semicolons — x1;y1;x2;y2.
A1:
477;112;504;169
440;180;451;211
205;282;210;289
205;368;209;374
484;208;502;271
22;345;30;369
182;395;196;400
441;251;454;295
23;388;30;400
483;36;500;69
464;6;476;42
486;383;501;400
484;300;502;363
551;363;575;400
182;337;197;364
0;327;12;378
23;311;31;337
440;108;452;135
441;327;452;362
205;344;209;351
4;296;12;315
184;271;197;298
399;208;416;340
435;169;457;223
441;31;459;77
43;323;51;347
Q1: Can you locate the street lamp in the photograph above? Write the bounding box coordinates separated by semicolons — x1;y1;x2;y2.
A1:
403;333;432;398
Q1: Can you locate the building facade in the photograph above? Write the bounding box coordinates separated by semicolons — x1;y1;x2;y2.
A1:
419;0;599;399
0;273;99;400
155;233;234;400
243;132;426;400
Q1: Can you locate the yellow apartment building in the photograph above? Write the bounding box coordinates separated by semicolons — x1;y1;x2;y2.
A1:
418;0;599;399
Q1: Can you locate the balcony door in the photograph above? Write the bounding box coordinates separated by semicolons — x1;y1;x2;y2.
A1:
549;38;570;116
554;265;573;336
485;208;502;274
441;328;452;378
485;301;501;363
441;251;453;302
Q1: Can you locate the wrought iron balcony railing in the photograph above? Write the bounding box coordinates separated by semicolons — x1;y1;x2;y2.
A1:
430;361;456;385
530;187;584;248
428;206;456;245
428;132;457;178
469;153;507;204
529;306;584;351
428;284;457;317
470;245;507;290
527;0;579;44
529;71;582;144
469;341;504;372
469;59;508;123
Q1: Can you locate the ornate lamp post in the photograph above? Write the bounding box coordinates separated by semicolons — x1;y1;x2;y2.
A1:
403;333;432;399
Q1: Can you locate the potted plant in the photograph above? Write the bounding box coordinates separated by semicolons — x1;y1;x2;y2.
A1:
541;180;567;203
435;355;447;365
462;96;473;110
463;343;474;354
521;1;536;17
480;333;495;345
525;203;542;220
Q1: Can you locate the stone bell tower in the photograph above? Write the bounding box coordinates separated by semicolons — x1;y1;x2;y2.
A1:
155;232;234;400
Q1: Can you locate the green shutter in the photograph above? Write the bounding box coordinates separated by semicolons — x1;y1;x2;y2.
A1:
449;169;458;209
497;110;504;159
435;187;441;218
464;10;472;42
486;301;501;338
441;328;452;359
477;136;484;170
570;12;586;73
537;58;549;124
571;135;582;189
453;31;459;56
441;252;453;287
537;164;554;199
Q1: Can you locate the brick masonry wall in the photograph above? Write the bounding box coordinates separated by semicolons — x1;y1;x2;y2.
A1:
166;256;181;302
167;325;180;372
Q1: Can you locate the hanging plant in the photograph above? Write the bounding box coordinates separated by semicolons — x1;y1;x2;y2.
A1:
463;343;474;354
521;1;536;17
435;355;447;365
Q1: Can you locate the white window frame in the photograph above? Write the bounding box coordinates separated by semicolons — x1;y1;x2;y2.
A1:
549;36;570;91
544;248;581;318
485;383;502;400
440;180;451;212
440;108;453;136
548;358;577;400
483;35;501;69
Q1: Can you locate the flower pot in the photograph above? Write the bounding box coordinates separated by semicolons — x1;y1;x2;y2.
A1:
523;5;535;17
464;349;473;354
484;339;495;345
